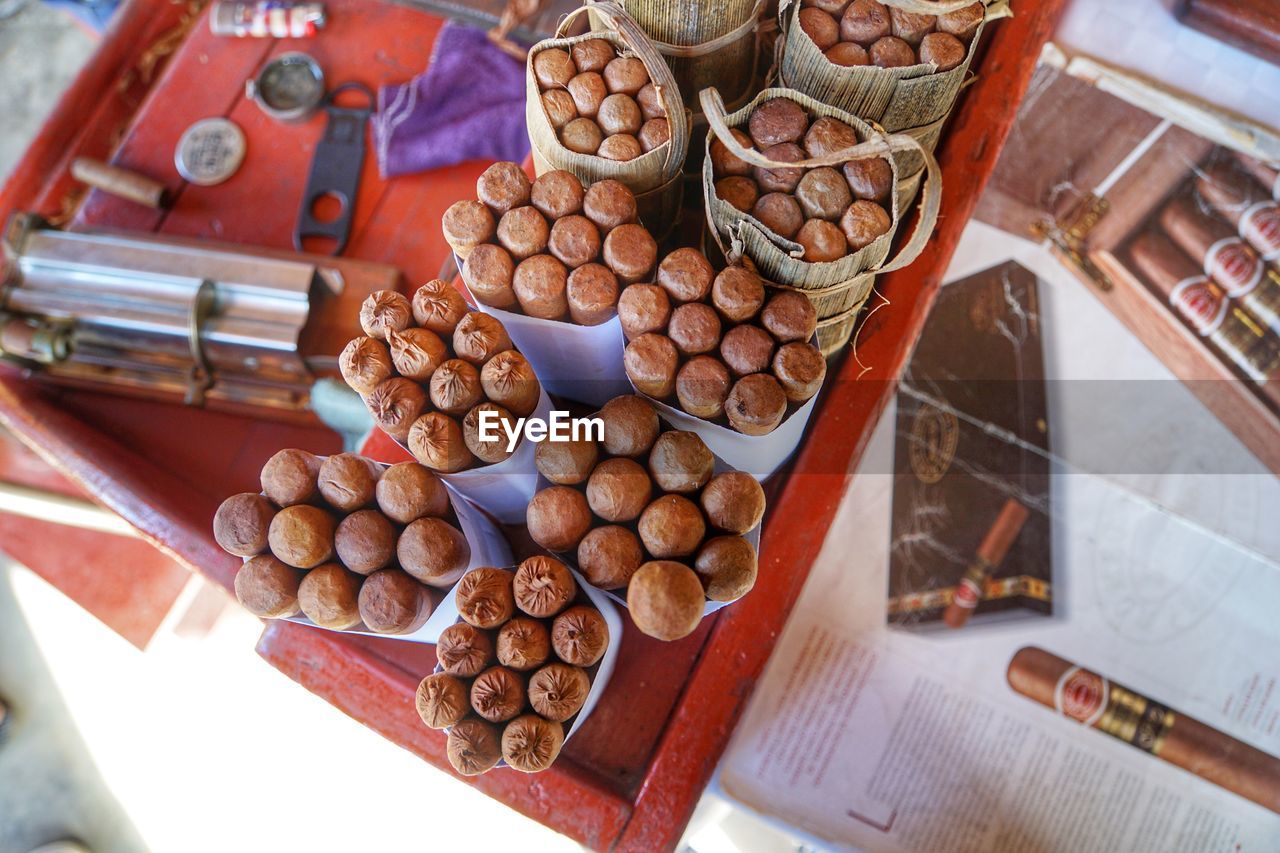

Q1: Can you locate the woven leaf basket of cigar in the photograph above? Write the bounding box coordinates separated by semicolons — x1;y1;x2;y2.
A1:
445;162;659;406
213;451;511;640
341;283;550;522
418;559;621;775
526;394;765;642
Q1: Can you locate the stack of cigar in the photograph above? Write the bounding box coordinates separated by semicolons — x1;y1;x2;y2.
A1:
416;559;610;775
799;0;983;71
214;452;472;634
1128;153;1280;403
527;394;765;641
340;285;541;472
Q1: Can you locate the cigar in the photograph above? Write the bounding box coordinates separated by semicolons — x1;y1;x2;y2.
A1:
1008;647;1280;814
1129;231;1280;403
943;499;1030;629
1159;195;1280;337
1196;164;1280;263
71;157;170;209
1235;152;1280;202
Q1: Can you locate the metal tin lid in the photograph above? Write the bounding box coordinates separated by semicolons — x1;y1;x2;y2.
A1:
246;52;326;123
175;118;247;186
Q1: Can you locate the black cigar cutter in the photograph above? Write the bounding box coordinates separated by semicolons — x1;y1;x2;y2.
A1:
294;82;374;255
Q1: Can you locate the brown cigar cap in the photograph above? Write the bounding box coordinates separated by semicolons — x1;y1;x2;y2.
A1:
477;161;532;215
840;0;892;45
753;143;807;194
799;7;840;50
548;215;601;270
695;535;758;602
572;37;615;73
366;377;427;442
340;336;393;395
637;82;666;120
844;156;894;202
480;349;541;418
513;254;569;319
841;199;892;250
598;93;642;136
712;266;766;323
598;134;643;162
463;402;517;465
603;223;658;284
513;555;577;618
583;179;638;231
529;662;591;722
442;199;496;256
804;117;860;159
796;166;855;221
567;71;607;118
638;118;670;153
462;243;517;309
470;665;525;723
716;176;760;214
541;89;578;130
619;283;672;340
668;302;723;356
375;461;449;523
561;117;604;155
527;486;594;552
531;170;585;219
415;672;469;729
360;568;429;634
721;324;776;376
657;247;716;303
447;718;502;776
599;394;660;457
761;290;818;343
578;524;645;590
919;31;966;71
497;617;552;671
710;128;755;179
567;262;621;325
825;42;869;66
455;567;516;629
587;456;653;522
753;192;806;240
453;311;513;365
627;560;706;641
429;358;483;416
534;47;576;89
334;508;397;574
638;494;706;559
388;327;448;382
268;504;335;569
889;7;936;46
497;205;550;260
603;56;649;95
797;218;849;261
773;341;827;402
235;554;303;618
536;435;600;486
297;562;363;629
726;373;788;435
359;290;413;341
501;714;565;773
437;621;494;677
676;355;733;419
397;516;471;586
701;471;766;534
409;412;474;474
624;332;679;398
748;98;809;148
649;430;715;493
214;492;277;557
412;279;469;334
803;0;851;14
939;2;984;41
870;36;917;68
552;604;610;665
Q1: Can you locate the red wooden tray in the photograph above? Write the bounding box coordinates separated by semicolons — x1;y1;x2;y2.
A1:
0;0;1066;848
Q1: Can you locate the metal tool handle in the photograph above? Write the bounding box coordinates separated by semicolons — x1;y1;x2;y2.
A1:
294;82;374;255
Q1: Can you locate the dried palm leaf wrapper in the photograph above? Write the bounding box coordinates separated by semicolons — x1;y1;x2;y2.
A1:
526;2;689;237
701;87;940;353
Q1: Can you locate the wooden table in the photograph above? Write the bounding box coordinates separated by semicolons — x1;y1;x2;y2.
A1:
0;0;1066;848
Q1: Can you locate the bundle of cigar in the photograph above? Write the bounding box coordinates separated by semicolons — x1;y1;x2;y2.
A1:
340;285;541;471
532;39;670;162
443;163;659;325
214;452;473;633
798;0;982;70
711;99;894;261
417;559;611;775
621;251;827;434
526;394;765;641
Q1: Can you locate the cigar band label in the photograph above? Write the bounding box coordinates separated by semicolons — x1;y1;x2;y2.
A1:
1170;276;1227;336
1205;238;1263;297
953;560;991;609
1054;667;1109;728
1241;202;1280;261
953;579;981;609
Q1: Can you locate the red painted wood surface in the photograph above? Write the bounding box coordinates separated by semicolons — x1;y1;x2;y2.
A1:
0;0;1067;847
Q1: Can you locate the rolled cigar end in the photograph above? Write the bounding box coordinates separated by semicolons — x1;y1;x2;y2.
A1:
1006;646;1069;708
71;157;170;209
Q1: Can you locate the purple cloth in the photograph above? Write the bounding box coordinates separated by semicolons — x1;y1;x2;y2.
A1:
373;21;531;178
